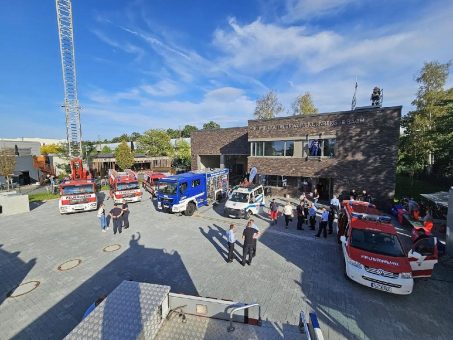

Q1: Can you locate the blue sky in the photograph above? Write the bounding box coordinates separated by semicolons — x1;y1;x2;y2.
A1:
0;0;452;140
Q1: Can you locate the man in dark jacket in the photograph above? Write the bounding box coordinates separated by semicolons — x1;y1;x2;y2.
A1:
109;204;123;235
296;201;305;230
242;221;258;266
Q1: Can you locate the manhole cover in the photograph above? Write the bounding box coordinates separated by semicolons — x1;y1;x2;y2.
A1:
58;259;82;271
103;244;121;252
7;281;40;298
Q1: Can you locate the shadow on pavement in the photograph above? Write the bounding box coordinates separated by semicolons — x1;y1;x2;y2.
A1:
12;234;198;339
0;245;36;306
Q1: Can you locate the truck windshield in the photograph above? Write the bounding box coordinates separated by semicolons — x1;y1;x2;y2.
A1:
62;185;94;195
159;182;178;195
117;182;139;191
350;229;405;257
230;192;249;203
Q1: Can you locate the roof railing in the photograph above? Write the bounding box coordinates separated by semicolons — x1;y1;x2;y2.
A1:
227;303;262;332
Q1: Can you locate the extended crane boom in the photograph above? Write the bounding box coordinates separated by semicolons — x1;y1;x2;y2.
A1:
56;0;82;158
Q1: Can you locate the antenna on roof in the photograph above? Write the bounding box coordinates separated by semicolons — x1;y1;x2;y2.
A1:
351;77;358;110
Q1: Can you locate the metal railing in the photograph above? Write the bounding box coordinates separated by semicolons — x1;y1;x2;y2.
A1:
227;303;262;332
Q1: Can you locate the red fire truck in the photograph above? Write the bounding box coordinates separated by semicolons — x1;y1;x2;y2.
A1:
109;169;142;204
142;171;166;197
59;158;97;214
339;200;438;295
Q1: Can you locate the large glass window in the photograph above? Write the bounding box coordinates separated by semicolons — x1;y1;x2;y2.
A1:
251;141;294;157
264;141;285;156
306;138;336;157
323;139;336;157
285;141;294;156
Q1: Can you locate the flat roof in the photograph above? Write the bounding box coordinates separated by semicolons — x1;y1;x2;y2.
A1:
248;105;402;123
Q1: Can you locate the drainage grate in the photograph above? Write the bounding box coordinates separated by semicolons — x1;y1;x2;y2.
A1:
7;281;40;298
103;244;121;252
58;259;82;271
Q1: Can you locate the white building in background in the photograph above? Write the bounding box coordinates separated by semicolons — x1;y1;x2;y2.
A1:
0;137;66;146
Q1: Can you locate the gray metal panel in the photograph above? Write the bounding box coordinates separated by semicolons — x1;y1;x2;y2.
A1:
65;281;170;340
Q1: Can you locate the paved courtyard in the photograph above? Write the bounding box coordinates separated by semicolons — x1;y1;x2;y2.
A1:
0;191;452;339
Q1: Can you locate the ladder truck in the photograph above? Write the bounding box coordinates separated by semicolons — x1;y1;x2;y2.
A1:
55;0;98;213
109;169;142;204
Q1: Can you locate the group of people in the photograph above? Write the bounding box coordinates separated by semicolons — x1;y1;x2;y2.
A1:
97;200;130;234
268;193;342;239
349;189;372;203
226;219;260;266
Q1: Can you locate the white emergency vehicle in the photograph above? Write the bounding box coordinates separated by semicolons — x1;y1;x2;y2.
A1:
224;185;265;219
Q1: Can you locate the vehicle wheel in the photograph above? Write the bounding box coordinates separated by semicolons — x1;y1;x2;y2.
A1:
244;210;252;219
185;202;196;216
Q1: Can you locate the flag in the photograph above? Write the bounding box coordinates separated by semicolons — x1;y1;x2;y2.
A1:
351;79;358;110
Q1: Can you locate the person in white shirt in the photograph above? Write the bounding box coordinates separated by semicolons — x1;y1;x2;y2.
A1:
283;202;294;229
330;195;340;215
226;224;236;263
97;203;107;232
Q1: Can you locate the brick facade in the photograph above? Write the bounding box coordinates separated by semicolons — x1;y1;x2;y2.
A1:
191;107;401;204
190;127;249;169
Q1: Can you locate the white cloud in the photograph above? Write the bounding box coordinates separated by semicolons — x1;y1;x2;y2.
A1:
141;80;183;97
91;29;145;61
282;0;358;22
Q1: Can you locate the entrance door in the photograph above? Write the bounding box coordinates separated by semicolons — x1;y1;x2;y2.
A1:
317;178;333;200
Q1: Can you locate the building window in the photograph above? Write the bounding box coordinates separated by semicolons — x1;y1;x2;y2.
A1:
285;141;294;157
305;139;336;157
250;141;295;157
264;141;285;156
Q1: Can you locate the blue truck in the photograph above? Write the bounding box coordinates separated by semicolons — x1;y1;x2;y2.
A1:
156;169;229;216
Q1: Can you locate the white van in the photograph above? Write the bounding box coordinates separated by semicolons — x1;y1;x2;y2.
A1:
224;185;265;219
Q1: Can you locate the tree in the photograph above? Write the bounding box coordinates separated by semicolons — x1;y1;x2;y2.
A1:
130;132;142;141
166;128;181;139
114;140;135;170
254;90;284;119
202;121;220;130
101;145;112;154
0;148;16;191
398;61;452;177
173;140;191;169
40;143;62;155
111;134;129;143
182;125;198;138
137;129;173;156
292;92;318;115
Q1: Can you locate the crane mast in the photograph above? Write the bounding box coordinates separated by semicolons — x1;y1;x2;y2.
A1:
55;0;82;158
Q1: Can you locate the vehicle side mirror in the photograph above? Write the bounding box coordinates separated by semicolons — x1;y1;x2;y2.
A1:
340;236;346;243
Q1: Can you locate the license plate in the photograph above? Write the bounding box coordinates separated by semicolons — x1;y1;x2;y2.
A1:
229;215;236;218
371;282;391;292
158;202;162;209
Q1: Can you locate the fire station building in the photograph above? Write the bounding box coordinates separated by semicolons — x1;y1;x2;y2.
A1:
191;106;401;204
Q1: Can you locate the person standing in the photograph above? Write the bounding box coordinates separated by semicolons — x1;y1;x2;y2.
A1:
316;207;329;238
296;201;305;230
308;203;317;230
121;200;130;229
242;221;258;266
328;207;335;234
312;189;320;205
349;189;357;200
269;199;278;225
250;219;260;257
330;195;340;215
109;203;123;235
303;199;309;226
97;203;107;232
283;202;293;229
226;224;236;263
